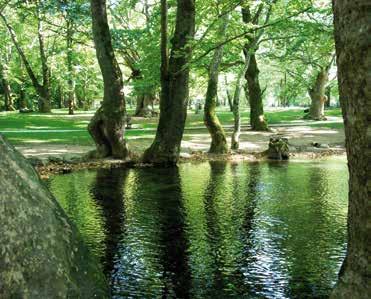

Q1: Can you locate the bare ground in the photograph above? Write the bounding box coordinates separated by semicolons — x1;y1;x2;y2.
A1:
16;124;345;159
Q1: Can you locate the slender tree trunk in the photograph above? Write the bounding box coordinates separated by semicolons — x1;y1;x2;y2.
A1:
245;53;268;131
66;19;75;115
1;65;15;111
306;67;330;120
36;10;51;113
231;56;249;150
0;11;51;113
204;14;229;154
325;86;331;108
89;0;129;159
331;1;370;298
143;0;195;164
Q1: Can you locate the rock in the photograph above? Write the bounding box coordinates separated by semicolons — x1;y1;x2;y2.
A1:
267;137;290;160
27;157;47;167
47;156;64;164
62;154;82;164
0;135;108;298
319;143;330;149
311;142;330;149
180;152;192;159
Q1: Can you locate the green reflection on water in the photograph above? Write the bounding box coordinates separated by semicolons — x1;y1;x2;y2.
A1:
49;159;348;299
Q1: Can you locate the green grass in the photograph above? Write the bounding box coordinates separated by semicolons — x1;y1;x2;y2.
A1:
0;107;343;146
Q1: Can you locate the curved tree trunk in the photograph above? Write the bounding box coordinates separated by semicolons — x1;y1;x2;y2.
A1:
245;53;268;131
330;1;370;298
204;14;229;154
305;67;329;120
143;0;195;165
89;0;129;159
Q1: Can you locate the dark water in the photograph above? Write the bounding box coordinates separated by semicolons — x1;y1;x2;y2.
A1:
48;159;348;299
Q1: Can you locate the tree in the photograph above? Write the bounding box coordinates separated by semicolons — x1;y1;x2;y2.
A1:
0;1;52;113
204;12;229;154
330;1;370;298
242;2;275;131
305;55;334;120
143;0;195;164
89;0;129;159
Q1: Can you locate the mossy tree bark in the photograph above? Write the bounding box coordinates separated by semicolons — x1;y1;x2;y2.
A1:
0;10;51;113
245;53;268;131
143;0;195;165
331;1;370;298
204;14;229;154
89;0;129;159
0;135;108;298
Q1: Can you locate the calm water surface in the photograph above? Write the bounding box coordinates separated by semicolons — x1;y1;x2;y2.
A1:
48;159;348;299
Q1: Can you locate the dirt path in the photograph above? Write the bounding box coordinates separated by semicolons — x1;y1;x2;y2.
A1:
16;124;345;160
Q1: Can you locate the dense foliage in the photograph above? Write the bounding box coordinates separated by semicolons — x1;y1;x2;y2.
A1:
0;0;337;112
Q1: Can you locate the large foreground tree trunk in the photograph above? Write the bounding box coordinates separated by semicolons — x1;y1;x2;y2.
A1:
245;53;268;131
305;66;330;120
330;1;370;298
204;14;228;154
0;135;108;298
143;0;195;164
89;0;129;159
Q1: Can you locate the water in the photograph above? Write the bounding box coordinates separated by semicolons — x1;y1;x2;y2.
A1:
48;159;348;299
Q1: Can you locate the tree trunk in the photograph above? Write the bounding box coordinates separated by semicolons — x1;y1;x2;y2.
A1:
245;53;268;131
306;67;329;120
66;19;75;115
143;0;195;165
0;11;51;113
325;86;331;108
89;0;129;159
134;92;156;117
204;14;229;154
231;56;249;150
36;9;52;113
1;65;15;111
225;76;234;112
330;1;370;298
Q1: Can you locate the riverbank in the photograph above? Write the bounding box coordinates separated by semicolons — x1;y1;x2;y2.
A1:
34;145;346;179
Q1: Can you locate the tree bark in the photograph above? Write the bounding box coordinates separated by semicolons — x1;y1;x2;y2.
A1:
143;0;195;164
245;53;268;131
134;91;156;117
231;56;249;150
89;0;129;159
306;67;330;120
36;8;52;113
225;76;234;112
66;18;75;115
330;1;370;298
204;14;229;154
1;65;15;111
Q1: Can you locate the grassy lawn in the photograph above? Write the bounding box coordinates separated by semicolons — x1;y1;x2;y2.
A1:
0;107;343;146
